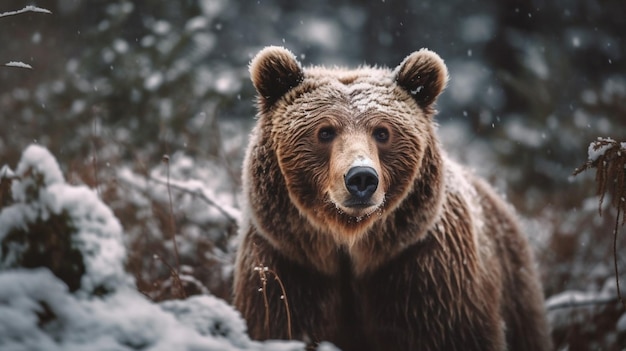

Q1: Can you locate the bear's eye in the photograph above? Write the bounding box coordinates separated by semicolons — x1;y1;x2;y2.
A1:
318;127;336;143
373;127;390;143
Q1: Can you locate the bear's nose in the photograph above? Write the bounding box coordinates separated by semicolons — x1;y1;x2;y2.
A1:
345;166;379;201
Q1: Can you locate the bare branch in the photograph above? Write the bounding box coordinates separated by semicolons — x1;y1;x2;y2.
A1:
148;175;239;225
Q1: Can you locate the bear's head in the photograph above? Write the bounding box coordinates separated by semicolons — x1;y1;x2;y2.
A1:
247;46;448;246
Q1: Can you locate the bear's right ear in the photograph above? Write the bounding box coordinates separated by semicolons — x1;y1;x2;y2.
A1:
250;46;304;111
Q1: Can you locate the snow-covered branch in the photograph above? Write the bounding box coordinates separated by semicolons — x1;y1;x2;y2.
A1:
0;6;51;18
546;290;619;311
149;175;240;224
4;61;32;69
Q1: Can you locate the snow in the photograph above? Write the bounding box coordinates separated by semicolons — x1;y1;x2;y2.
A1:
0;6;51;18
44;183;129;294
587;137;615;162
152;20;172;35
546;289;619;331
11;145;64;202
0;165;15;179
144;72;163;91
4;61;33;69
0;269;308;351
215;70;242;95
545;289;615;310
0;145;319;351
113;39;129;54
185;16;209;32
0;144;129;295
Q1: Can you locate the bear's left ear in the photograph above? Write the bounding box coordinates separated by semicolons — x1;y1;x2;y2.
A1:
394;49;449;110
250;46;304;111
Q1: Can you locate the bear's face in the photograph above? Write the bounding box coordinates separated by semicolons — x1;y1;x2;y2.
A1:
249;47;448;243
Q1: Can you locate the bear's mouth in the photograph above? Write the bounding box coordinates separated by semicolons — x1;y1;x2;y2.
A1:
343;199;376;209
335;197;383;219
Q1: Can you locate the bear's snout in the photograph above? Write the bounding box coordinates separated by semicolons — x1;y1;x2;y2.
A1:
344;166;379;206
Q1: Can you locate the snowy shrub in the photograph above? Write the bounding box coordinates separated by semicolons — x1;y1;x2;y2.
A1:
0;145;129;296
112;150;241;301
0;268;312;351
0;145;321;351
160;294;249;347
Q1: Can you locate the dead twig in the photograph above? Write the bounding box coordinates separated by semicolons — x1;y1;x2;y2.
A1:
574;137;626;309
162;155;182;276
148;175;238;225
254;261;292;340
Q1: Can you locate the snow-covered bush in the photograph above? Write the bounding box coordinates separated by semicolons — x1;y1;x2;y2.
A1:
0;144;129;296
0;268;311;351
0;145;322;351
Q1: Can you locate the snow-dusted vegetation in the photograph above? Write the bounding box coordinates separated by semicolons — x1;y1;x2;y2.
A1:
1;0;625;349
0;145;331;351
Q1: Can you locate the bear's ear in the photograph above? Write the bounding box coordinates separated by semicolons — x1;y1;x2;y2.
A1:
250;46;304;110
394;49;449;110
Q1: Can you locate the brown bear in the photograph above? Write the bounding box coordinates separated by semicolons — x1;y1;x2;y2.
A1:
233;46;552;351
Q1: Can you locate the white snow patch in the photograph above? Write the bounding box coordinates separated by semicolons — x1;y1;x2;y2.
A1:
144;72;163;91
0;269;308;351
0;144;129;294
45;183;129;294
116;151;241;226
587;137;615;162
214;70;242;95
0;165;15;179
546;289;618;330
112;39;129;54
185;16;208;32
12;145;64;199
5;61;32;69
0;6;51;18
350;157;374;168
152;20;171;35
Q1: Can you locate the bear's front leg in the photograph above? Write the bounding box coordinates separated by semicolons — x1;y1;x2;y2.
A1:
355;236;506;351
234;230;348;348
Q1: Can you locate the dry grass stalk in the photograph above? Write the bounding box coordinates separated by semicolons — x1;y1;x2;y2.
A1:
574;137;626;308
254;263;292;340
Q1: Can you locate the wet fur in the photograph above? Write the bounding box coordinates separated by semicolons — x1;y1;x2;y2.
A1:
233;46;552;351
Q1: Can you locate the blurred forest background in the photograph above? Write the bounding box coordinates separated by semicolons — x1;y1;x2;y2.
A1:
1;0;625;349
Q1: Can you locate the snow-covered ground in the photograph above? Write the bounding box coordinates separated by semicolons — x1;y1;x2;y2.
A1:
0;145;337;351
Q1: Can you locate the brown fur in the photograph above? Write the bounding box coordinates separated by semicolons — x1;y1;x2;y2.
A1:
233;46;552;351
